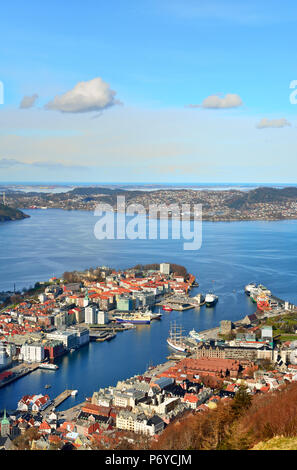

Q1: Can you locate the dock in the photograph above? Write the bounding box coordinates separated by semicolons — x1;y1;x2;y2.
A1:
89;330;116;342
44;390;74;413
0;362;39;389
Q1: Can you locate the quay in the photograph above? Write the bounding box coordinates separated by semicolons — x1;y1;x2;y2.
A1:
0;362;39;389
89;330;116;342
155;293;205;311
46;390;74;412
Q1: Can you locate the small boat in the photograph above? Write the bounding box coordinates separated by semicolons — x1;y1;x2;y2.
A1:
39;363;59;370
121;322;136;329
71;390;78;396
45;384;51;389
162;305;173;312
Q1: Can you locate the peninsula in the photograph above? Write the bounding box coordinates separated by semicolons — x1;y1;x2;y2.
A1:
0;203;29;222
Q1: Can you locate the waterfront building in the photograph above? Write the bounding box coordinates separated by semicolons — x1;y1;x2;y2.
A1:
17;394;51;412
96;310;109;325
132;291;155;308
85;305;97;324
0;342;12;370
66;326;90;347
20;342;45;362
220;320;234;335
43;340;65;359
46;330;77;350
116;296;134;312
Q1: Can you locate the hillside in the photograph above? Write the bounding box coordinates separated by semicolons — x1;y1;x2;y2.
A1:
0;204;29;222
150;382;297;450
252;436;297;450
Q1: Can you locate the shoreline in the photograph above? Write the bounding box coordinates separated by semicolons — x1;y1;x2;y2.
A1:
18;206;297;223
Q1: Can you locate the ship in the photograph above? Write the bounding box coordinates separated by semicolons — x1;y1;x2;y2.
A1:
162;305;173;312
167;322;188;352
115;312;151;324
244;282;257;296
205;293;218;307
189;329;204;342
71;390;78;396
149;308;162;320
121;322;136;329
249;285;271;304
257;294;271;312
39;363;59;370
249;287;259;303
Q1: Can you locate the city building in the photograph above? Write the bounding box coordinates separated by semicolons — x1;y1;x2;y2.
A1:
20;342;45;362
160;263;170;275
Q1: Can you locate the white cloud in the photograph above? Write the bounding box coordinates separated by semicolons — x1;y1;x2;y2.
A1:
0;157;86;171
187;93;243;109
19;94;39;109
45;77;121;113
256;118;291;129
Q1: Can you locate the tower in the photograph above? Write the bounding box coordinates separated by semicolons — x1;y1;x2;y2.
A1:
1;409;10;437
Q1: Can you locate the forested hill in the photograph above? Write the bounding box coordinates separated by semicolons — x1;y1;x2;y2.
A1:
0;204;29;222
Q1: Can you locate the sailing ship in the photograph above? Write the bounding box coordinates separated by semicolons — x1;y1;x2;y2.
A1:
167;322;188;352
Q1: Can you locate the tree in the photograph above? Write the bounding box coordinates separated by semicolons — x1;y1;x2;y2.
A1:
231;386;252;418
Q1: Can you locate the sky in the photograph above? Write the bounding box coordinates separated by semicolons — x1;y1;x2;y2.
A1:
0;0;297;183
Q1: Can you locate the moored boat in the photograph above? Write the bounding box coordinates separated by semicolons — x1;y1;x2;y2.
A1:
167;322;188;352
162;305;173;312
205;293;218;307
39;363;59;370
115;312;151;324
189;329;204;342
257;294;271;311
244;282;257;296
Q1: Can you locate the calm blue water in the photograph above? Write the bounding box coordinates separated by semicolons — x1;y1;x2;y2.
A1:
0;209;297;410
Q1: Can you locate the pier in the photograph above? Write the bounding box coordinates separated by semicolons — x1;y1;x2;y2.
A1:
155;293;205;311
44;390;74;413
89;330;116;342
0;362;39;389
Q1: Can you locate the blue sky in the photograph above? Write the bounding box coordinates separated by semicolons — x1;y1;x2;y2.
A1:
0;0;297;183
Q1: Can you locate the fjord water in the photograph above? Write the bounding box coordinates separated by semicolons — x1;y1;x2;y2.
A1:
1;209;297;410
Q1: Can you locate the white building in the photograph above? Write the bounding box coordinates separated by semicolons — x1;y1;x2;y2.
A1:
116;410;164;436
46;331;77;349
96;310;109;325
0;342;12;370
66;326;90;347
20;343;45;362
160;263;170;275
85;305;97;324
